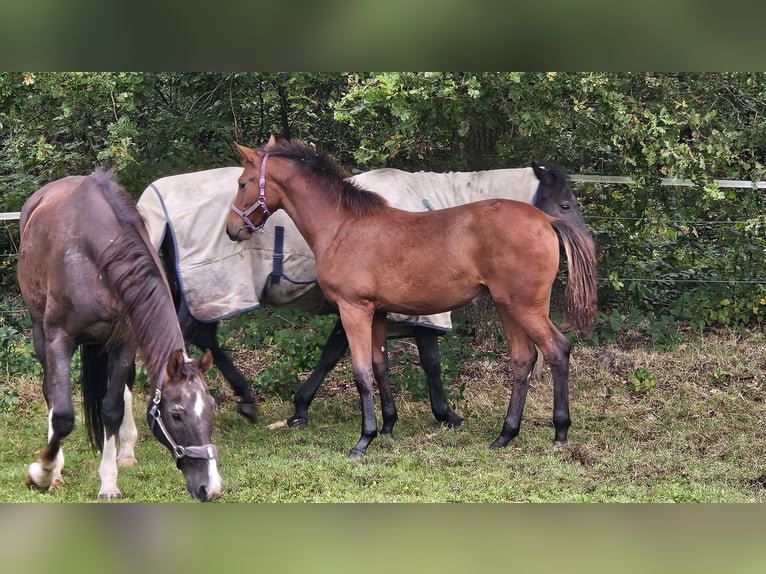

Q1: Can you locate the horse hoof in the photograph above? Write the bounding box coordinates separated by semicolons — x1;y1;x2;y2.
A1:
26;463;52;491
447;415;465;429
25;473;43;491
237;402;258;423
287;416;307;429
489;438;509;449
98;491;123;501
348;448;366;460
117;457;138;468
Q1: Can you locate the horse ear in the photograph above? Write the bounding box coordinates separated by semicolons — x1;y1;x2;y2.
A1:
532;162;553;184
166;349;185;379
197;349;213;373
235;143;258;164
267;134;278;147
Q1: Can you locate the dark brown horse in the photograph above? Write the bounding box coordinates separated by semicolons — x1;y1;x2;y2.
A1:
17;169;221;500
226;137;598;458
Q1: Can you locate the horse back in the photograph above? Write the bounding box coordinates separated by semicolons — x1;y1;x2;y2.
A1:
19;176;89;234
319;198;560;315
17;173;132;332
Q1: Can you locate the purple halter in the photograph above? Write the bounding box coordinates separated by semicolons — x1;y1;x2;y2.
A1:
230;152;271;233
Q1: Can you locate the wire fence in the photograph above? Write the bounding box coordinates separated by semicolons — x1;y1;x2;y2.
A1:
2;174;766;285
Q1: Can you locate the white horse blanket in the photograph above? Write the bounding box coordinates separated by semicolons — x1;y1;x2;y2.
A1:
137;166;540;331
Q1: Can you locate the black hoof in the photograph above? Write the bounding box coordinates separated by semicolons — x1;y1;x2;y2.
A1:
348;448;366;460
489;437;510;449
287;416;307;429
436;412;465;428
237;402;257;423
447;415;465;429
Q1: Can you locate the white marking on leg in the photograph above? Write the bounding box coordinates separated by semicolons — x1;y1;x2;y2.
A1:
48;409;64;487
117;386;138;467
28;409;64;490
98;433;121;499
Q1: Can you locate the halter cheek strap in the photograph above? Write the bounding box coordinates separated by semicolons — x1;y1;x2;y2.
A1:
230;153;271;233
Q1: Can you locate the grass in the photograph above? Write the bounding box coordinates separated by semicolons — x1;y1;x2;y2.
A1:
2;327;766;503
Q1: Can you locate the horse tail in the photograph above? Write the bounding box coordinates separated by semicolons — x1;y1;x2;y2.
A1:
81;343;108;454
549;218;598;336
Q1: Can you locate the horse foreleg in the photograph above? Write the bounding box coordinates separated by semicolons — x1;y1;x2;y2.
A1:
117;384;138;468
27;330;74;492
373;312;397;436
412;326;464;428
288;318;348;428
27;409;68;491
339;306;377;459
98;348;136;499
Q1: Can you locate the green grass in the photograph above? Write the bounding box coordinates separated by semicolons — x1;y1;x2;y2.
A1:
2;329;766;503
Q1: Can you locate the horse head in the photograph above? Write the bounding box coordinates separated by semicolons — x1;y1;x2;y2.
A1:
226;136;281;241
532;163;587;227
147;348;221;501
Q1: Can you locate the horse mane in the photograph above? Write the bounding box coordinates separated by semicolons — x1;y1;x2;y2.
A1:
89;168;178;381
264;140;388;216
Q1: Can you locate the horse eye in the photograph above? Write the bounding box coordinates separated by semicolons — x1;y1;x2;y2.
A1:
560;203;571;210
238;181;246;190
171;412;183;422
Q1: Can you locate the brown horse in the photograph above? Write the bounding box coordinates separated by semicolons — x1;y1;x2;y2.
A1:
17;169;221;500
226;137;598;459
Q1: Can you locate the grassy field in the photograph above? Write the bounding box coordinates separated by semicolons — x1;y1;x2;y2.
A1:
3;324;766;504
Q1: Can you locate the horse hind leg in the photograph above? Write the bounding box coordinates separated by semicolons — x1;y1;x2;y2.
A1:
181;303;257;422
489;318;538;449
496;307;572;447
288;318;348;428
413;326;464;428
373;312;398;436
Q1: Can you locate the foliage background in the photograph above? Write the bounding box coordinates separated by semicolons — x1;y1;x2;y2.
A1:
3;72;766;343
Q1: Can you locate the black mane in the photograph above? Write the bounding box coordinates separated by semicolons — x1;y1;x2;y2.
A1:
264;140;388;216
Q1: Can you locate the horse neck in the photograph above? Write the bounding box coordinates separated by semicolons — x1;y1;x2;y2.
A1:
109;258;184;389
272;171;345;259
136;302;185;389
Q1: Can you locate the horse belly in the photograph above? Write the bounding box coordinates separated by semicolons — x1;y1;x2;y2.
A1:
380;285;485;316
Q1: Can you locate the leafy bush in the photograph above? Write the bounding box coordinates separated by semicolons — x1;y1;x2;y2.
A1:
0;304;40;380
226;309;337;400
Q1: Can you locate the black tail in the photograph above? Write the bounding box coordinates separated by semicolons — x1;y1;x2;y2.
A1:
81;344;108;453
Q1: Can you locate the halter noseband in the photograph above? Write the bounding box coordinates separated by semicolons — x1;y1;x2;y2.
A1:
147;375;218;465
230;152;271;233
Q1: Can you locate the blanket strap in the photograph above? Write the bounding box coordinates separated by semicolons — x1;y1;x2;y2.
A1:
270;225;285;285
